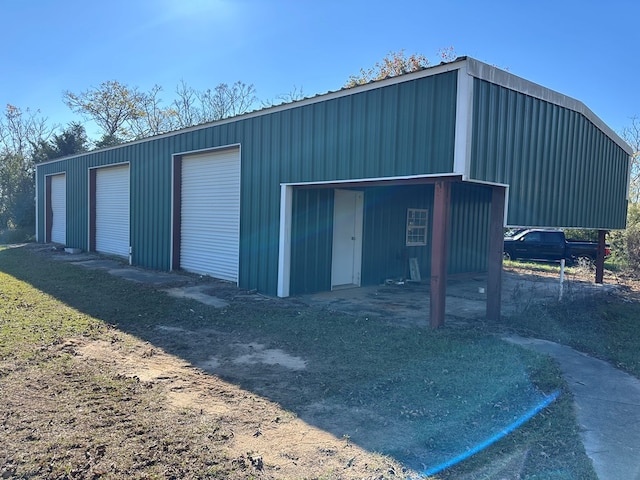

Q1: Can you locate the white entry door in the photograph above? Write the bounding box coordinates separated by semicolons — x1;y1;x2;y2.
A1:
331;189;364;289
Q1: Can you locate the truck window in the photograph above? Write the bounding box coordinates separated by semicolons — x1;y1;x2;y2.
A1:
523;232;541;243
541;232;564;244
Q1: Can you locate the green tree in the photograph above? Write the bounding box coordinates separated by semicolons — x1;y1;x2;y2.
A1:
32;122;89;163
0;153;34;229
63;80;146;142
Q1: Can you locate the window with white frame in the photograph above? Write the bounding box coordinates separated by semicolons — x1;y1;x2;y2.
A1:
406;208;429;246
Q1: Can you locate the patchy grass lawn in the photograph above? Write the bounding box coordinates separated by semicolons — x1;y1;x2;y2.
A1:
0;227;34;244
500;261;640;379
1;245;596;479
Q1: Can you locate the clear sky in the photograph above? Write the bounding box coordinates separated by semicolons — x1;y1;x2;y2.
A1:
2;0;639;139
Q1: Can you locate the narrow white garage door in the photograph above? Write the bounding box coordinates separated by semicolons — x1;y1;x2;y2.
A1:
181;149;240;282
50;174;66;244
96;165;130;257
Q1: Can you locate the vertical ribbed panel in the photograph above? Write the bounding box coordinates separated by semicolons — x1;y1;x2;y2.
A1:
36;70;458;295
302;182;491;289
448;183;492;273
290;188;334;295
471;78;629;229
362;185;434;285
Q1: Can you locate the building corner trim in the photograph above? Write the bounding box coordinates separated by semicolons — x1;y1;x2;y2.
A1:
277;185;293;297
454;63;473;180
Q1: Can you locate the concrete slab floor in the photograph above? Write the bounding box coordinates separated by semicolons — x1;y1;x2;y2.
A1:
38;244;617;326
298;271;618;327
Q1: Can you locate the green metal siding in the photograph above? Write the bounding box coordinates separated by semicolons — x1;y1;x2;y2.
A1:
362;185;434;285
288;182;491;295
470;78;629;229
290;188;334;295
36;70;459;296
448;183;491;273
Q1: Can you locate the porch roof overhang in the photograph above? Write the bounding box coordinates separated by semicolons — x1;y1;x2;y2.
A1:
281;173;463;189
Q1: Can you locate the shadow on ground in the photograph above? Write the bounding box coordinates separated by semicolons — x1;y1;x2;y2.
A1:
2;244;602;477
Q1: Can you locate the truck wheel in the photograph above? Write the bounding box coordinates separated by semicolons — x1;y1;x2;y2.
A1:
503;252;511;261
576;255;593;269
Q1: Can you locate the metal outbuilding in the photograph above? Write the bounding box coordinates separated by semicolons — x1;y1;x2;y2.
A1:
35;57;632;327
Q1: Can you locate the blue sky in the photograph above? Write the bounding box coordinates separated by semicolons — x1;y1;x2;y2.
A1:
2;0;639;139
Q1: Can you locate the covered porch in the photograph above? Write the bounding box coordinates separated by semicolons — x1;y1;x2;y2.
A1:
277;174;507;327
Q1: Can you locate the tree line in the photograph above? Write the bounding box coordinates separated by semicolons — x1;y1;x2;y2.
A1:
0;77;309;231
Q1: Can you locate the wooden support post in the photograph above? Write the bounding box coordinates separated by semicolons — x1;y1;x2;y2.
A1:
486;186;506;321
430;180;451;329
595;229;607;284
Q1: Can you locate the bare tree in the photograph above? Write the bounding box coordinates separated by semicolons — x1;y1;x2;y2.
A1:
172;80;201;129
0;104;53;158
345;50;430;88
621;116;640;203
262;85;305;108
198;81;257;122
437;46;458;63
0;104;52;229
128;85;176;138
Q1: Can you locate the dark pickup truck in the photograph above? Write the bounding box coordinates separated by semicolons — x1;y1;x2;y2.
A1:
503;229;610;265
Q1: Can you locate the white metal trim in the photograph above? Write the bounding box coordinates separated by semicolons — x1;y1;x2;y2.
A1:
277;185;293;297
281;173;462;187
87;161;130;171
35;174;39;242
170;156;175;271
454;64;474;179
173;143;242;159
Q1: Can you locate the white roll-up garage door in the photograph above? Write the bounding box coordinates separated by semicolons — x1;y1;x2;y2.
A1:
95;164;130;257
180;149;240;282
50;174;66;245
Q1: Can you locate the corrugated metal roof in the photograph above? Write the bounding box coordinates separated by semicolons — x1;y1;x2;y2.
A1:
39;56;630;167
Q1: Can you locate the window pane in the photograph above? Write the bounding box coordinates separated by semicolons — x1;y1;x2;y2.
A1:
407;209;428;246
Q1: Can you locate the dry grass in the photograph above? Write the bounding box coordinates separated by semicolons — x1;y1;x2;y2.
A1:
0;245;598;479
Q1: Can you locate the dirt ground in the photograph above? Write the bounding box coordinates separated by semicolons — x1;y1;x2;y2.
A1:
74;335;403;479
4;245;638;479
